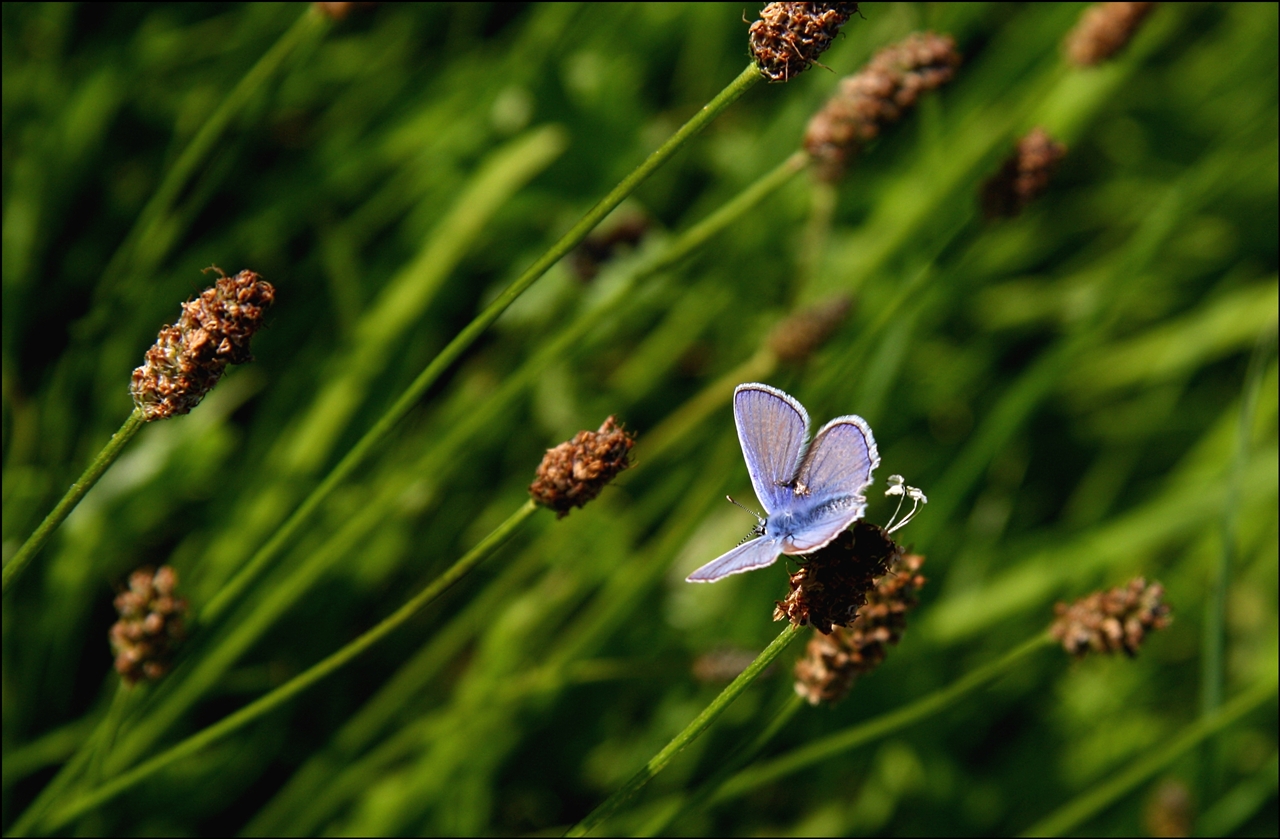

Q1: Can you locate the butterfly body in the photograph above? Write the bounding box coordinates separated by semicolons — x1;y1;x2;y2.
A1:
686;384;879;583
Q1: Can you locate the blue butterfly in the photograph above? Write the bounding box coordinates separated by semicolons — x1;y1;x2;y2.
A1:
686;383;879;583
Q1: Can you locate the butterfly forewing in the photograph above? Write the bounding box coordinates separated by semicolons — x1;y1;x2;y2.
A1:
685;536;783;583
795;416;879;500
733;384;809;515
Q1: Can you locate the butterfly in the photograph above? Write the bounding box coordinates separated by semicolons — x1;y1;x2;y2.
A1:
685;383;879;583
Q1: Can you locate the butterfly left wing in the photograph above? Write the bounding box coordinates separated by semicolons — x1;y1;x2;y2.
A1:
685;536;783;583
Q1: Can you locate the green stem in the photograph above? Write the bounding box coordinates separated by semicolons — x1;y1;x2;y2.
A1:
712;634;1053;803
1022;677;1278;837
642;693;805;836
7;683;136;837
3;409;146;593
565;622;803;837
1202;328;1275;778
38;501;539;831
200;62;761;625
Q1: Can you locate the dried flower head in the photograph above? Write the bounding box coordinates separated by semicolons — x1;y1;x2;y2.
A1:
773;520;900;635
1050;577;1171;658
109;565;187;685
767;295;853;364
749;3;860;83
981;127;1068;218
130;268;275;421
1065;2;1157;67
569;215;651;282
529;416;636;518
804;31;962;182
794;552;925;704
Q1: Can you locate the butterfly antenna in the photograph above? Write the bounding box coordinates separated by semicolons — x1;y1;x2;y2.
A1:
725;495;764;522
726;495;767;536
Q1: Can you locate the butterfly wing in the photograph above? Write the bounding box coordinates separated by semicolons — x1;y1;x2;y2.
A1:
733;384;810;515
685;536;784;583
781;416;880;553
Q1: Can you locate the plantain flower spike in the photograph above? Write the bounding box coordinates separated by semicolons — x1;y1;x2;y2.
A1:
1050;577;1171;658
773;520;901;635
767;295;853;364
794;552;926;705
529;416;636;518
130;267;275;421
1065;2;1157;67
749;3;861;83
109;565;187;685
804;31;961;182
981;127;1068;218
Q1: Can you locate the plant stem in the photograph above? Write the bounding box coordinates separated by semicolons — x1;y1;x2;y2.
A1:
712;634;1053;803
3;409;146;593
1202;327;1275;791
200;62;761;625
7;683;136;837
565;622;803;837
38;500;539;831
642;693;805;836
1022;677;1278;837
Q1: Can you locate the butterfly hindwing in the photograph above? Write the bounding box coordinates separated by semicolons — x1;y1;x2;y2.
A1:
685;536;783;583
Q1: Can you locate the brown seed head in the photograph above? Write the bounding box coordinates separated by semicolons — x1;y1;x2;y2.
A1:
981;127;1068;218
529;416;636;518
804;31;961;181
1050;577;1171;658
1065;2;1157;67
773;520;900;635
767;294;853;364
750;3;860;83
794;552;925;704
109;565;187;685
130;268;275;421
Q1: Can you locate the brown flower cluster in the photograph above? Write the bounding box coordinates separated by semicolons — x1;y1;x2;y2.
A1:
130;268;275;421
109;566;187;685
767;294;853;364
773;520;900;635
1050;577;1171;658
981;127;1067;218
794;552;925;704
1065;2;1157;67
804;32;962;182
749;3;860;83
529;416;635;518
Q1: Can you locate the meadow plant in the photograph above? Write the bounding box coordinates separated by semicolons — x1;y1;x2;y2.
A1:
3;4;1276;837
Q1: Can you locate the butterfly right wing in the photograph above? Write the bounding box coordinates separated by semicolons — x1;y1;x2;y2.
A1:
780;416;880;554
794;415;879;501
733;384;810;515
685;536;783;583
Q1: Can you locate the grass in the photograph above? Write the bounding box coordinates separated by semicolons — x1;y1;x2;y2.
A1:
3;3;1277;836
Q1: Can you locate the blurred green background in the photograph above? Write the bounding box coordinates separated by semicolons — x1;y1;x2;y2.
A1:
3;3;1276;835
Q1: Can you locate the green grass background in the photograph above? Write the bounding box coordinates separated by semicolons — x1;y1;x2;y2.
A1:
3;3;1276;835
